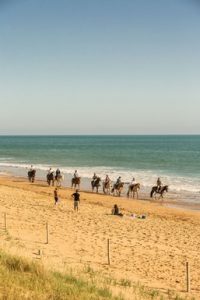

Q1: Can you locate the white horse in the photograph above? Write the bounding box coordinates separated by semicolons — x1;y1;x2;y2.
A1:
55;173;64;187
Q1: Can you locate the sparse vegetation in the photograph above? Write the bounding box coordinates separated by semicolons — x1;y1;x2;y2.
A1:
0;251;196;300
0;250;122;300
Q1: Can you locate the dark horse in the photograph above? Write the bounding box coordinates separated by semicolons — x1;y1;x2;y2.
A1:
28;170;36;183
91;177;101;193
127;183;140;199
71;177;81;189
111;182;124;197
150;185;168;198
47;173;55;186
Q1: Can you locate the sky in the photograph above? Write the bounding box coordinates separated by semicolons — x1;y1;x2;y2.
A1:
0;0;200;135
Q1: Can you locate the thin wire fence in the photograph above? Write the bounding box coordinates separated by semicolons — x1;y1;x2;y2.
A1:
0;212;199;294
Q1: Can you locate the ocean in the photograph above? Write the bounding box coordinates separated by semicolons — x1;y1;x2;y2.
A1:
0;135;200;205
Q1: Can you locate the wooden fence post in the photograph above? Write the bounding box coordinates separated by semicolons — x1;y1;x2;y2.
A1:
4;213;7;231
186;262;191;292
46;222;49;244
107;239;110;265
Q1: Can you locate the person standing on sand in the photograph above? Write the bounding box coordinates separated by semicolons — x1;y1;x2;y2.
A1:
71;189;80;211
54;188;59;205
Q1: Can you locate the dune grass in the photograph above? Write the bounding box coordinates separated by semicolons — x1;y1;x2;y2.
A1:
0;250;196;300
0;250;123;300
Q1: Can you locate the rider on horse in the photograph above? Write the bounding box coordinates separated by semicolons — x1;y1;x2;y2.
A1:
129;177;135;188
157;177;162;192
104;174;111;184
55;168;61;180
115;176;122;188
48;168;54;175
73;170;79;179
91;173;98;185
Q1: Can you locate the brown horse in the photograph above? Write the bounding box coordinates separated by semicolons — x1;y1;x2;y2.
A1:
111;182;124;197
103;180;112;194
127;183;140;199
71;177;81;189
91;177;101;193
28;170;36;183
150;185;168;199
47;173;55;186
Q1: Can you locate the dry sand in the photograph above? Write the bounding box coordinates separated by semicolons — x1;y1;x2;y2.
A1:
0;175;200;299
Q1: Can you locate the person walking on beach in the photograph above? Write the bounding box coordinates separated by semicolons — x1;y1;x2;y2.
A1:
156;177;162;192
54;188;59;205
71;189;80;211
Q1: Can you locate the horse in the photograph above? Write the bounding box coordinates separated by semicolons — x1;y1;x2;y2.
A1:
28;170;36;183
91;177;101;193
127;183;140;199
111;182;124;197
71;177;81;189
103;180;112;194
150;185;168;199
47;173;55;186
55;173;64;187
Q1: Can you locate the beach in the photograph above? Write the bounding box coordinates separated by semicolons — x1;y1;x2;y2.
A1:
0;175;199;299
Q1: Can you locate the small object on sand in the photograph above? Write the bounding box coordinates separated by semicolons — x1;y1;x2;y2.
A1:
138;214;146;219
131;213;137;219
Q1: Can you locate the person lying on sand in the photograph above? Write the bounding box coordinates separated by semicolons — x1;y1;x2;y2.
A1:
130;213;146;219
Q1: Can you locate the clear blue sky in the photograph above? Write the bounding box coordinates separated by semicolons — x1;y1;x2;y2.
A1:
0;0;199;134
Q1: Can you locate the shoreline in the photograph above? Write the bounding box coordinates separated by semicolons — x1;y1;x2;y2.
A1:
1;169;200;212
1;163;200;206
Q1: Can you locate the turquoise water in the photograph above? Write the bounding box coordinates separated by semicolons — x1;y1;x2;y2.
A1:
0;135;200;201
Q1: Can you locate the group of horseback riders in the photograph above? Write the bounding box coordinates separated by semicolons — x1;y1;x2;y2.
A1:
28;165;168;198
48;167;61;180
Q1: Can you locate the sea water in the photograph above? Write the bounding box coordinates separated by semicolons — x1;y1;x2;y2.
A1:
0;135;199;205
